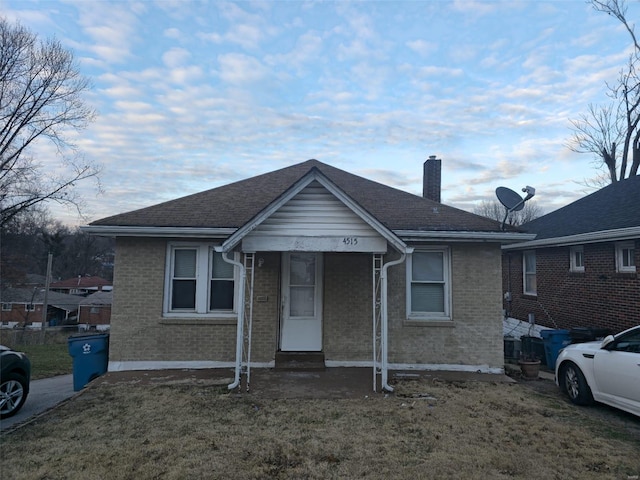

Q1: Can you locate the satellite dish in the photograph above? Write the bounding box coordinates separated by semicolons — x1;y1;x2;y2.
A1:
495;185;536;230
496;187;526;211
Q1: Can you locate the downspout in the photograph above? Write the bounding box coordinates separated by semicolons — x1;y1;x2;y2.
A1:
217;249;246;391
380;251;406;392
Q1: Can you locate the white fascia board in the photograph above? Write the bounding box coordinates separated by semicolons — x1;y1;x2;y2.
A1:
397;230;536;243
221;169;408;253
81;225;236;238
502;226;640;250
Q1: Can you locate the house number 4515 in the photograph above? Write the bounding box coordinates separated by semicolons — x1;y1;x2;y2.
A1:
342;237;358;245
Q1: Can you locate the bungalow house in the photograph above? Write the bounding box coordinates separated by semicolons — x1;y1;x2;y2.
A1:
50;275;112;296
83;159;533;391
78;291;112;331
0;287;81;327
502;174;640;335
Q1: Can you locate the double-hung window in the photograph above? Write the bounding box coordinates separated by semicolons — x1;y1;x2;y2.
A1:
1;303;11;311
569;246;584;273
166;244;237;316
616;241;636;273
407;248;451;321
523;251;536;295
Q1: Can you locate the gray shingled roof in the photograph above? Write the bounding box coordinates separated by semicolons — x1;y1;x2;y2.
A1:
91;159;505;233
1;288;81;311
520;174;640;240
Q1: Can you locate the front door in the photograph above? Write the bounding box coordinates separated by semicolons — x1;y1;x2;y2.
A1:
281;252;323;351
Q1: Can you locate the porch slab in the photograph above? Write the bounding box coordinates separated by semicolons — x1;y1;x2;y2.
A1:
95;368;514;399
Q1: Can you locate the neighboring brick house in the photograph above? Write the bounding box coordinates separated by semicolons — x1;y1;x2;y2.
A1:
78;291;112;330
503;175;640;334
84;159;532;391
50;276;112;296
0;287;81;327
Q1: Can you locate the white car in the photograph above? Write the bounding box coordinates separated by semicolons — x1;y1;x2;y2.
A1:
555;325;640;417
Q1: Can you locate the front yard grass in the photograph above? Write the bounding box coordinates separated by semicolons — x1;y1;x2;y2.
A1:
2;377;640;479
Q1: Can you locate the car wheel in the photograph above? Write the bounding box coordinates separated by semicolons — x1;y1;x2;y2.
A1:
560;362;593;406
0;373;29;419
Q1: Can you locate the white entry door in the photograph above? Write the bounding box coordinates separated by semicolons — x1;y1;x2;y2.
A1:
281;252;323;351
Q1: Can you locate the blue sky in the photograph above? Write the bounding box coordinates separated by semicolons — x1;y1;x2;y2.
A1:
2;0;637;226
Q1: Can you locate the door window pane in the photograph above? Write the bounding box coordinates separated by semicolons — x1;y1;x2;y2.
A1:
290;286;315;316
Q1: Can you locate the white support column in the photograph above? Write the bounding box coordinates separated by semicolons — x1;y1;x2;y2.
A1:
243;253;255;392
372;253;383;392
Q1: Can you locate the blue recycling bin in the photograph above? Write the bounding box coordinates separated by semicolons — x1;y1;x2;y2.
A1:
68;333;109;391
540;329;571;369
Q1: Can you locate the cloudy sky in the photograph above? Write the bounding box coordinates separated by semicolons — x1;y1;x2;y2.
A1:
2;0;637;226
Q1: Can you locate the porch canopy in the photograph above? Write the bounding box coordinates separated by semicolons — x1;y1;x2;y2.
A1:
217;167;410;392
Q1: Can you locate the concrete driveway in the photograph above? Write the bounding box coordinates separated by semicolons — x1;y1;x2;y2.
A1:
1;374;75;432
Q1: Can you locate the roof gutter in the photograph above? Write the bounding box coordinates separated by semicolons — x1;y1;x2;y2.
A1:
397;230;536;243
80;225;236;238
502;226;640;250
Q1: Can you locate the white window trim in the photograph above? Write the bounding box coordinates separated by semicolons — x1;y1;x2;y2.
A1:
163;243;239;318
615;241;636;273
26;303;36;312
523;250;537;296
569;246;584;273
406;247;452;322
1;303;11;311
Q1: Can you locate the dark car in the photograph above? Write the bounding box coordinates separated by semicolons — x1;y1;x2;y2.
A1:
0;345;31;418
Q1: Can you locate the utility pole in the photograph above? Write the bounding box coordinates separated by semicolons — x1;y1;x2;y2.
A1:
40;253;53;343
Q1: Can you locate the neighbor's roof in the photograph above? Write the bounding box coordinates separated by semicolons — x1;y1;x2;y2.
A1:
89;159;509;233
505;175;640;249
79;291;113;306
50;276;111;289
1;288;82;311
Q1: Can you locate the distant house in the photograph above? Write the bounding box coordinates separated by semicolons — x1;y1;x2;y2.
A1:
50;276;112;296
84;159;533;390
503;175;640;334
0;287;81;327
78;291;112;331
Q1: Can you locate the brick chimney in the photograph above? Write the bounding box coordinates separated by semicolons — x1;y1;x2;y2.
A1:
423;155;441;202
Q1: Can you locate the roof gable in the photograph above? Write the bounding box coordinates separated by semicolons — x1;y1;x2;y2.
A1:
222;169;405;252
521;175;640;240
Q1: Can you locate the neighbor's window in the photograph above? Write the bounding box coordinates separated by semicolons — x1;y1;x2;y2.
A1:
407;248;451;321
1;303;11;311
166;244;237;316
570;246;584;273
523;251;537;295
615;241;636;273
26;304;36;312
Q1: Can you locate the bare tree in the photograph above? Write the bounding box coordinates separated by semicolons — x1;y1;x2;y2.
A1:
473;200;543;227
0;17;100;227
570;1;640;183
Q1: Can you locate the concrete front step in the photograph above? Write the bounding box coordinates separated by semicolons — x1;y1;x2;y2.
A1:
275;352;326;370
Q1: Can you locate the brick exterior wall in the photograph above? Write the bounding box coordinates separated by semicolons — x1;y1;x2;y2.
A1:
503;240;639;333
112;238;504;369
78;305;111;325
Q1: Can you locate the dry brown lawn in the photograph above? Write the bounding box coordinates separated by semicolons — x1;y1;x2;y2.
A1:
2;377;640;479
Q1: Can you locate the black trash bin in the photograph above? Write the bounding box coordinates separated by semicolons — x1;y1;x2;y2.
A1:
569;327;612;344
68;333;109;391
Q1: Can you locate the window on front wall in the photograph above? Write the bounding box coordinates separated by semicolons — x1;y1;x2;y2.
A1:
26;304;36;311
570;246;584;272
166;244;237;316
615;241;636;273
407;248;451;321
523;251;536;295
1;303;11;311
